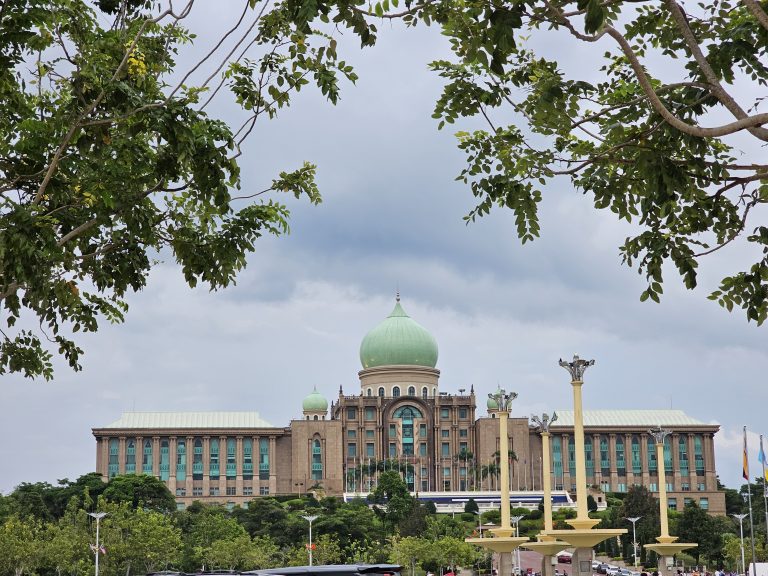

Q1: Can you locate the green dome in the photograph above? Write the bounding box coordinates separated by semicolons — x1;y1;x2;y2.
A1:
302;387;328;412
487;387;502;410
359;298;438;369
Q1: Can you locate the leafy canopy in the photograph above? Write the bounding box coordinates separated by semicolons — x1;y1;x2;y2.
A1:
0;0;364;379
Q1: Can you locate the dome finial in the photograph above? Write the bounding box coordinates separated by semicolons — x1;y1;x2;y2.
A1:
396;283;400;303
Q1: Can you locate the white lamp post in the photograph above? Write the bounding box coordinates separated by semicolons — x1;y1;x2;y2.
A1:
733;513;748;575
88;512;107;576
511;514;525;574
625;517;641;567
302;514;319;566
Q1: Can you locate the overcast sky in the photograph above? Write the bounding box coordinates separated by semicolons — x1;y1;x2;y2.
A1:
1;3;766;495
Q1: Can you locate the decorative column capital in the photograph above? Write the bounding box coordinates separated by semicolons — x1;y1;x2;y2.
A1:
558;354;595;381
531;412;558;434
648;426;672;444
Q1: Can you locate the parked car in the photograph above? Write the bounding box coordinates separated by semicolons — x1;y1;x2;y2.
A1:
557;552;573;564
243;565;403;576
596;564;611;574
618;569;634;576
592;562;601;571
606;566;621;576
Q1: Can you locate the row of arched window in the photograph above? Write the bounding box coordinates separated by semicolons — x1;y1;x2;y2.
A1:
551;433;706;478
107;437;271;481
365;386;438;398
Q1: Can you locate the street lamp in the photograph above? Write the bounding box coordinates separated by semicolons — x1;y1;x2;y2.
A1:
733;513;747;575
301;514;319;566
625;517;641;567
511;514;525;574
87;512;107;576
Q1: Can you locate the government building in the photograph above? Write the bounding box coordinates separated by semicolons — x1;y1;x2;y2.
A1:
92;297;725;514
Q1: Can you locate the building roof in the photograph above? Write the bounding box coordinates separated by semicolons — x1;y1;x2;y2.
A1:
549;409;708;428
99;411;274;429
359;297;438;369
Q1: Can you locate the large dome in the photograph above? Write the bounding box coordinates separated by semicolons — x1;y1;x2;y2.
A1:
359;298;438;369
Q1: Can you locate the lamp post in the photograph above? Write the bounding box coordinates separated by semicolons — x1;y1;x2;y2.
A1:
511;514;526;574
625;517;641;567
87;512;107;576
733;513;747;575
301;514;318;566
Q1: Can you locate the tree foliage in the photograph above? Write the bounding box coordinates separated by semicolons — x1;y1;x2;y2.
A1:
338;0;768;323
0;0;364;379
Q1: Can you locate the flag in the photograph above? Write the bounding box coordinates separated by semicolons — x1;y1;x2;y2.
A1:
743;426;750;481
759;435;768;481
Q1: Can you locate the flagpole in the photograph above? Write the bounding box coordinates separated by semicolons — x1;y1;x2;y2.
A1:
761;435;768;551
745;427;757;576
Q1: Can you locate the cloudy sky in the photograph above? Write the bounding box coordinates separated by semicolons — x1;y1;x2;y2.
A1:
1;3;766;494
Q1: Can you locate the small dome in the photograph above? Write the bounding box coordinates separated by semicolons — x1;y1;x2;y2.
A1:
303;387;328;412
360;298;438;369
487;387;502;411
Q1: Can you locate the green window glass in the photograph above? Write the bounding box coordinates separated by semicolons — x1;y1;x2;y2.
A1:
365;407;376;421
459;408;468;419
259;438;269;480
389;424;397;438
419;424;427;437
243;438;253;479
108;438;119;478
679;436;689;476
366;443;375;457
600;435;609;474
694;435;704;474
441;408;449;419
125;438;136;474
442;442;450;457
647;436;657;473
193;438;203;479
210;439;219;479
632;435;641;474
419;442;427;456
616;436;625;475
226;438;236;478
312;439;322;480
347;407;357;420
160;439;170;481
389;443;396;458
142;440;153;475
176;439;186;481
568;436;575;471
552;436;563;488
585;439;594;477
348;443;357;457
663;435;673;473
366;429;374;438
348;430;357;438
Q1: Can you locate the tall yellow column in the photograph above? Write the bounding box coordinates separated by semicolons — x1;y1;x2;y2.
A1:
569;380;599;529
499;410;511;531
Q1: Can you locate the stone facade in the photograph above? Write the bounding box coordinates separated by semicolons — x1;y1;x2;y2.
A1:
91;300;725;515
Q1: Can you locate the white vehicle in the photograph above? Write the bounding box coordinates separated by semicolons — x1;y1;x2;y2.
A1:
605;567;621;576
748;564;768;576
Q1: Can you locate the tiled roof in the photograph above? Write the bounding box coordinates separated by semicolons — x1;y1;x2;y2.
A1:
100;411;273;429
549;409;707;428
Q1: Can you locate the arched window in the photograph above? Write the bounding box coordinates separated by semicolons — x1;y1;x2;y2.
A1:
631;435;641;474
142;439;153;474
176;439;186;481
125;438;136;474
108;438;119;478
226;438;236;478
193;438;203;479
432;387;437;397
312;439;323;480
616;436;625;475
422;387;428;399
160;439;170;481
393;386;400;397
243;438;253;479
314;415;318;420
367;388;372;396
679;436;689;476
378;387;385;397
209;439;219;479
408;386;416;396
